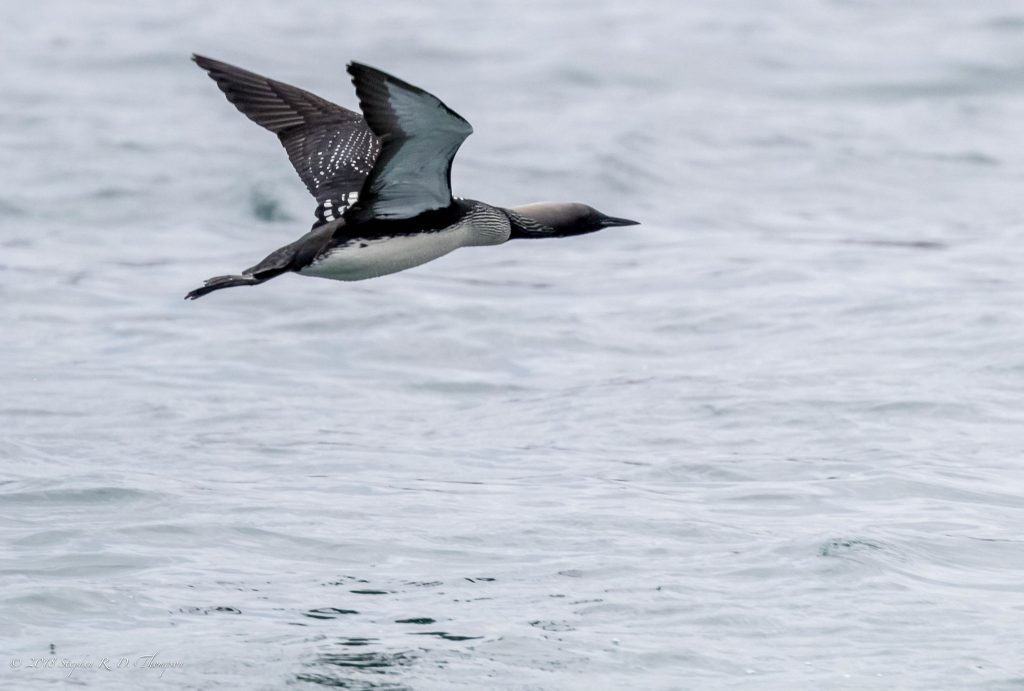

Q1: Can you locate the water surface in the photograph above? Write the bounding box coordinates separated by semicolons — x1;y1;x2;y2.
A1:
3;1;1024;689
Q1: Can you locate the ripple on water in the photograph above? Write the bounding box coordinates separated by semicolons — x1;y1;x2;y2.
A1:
297;646;415;690
249;184;296;223
0;486;158;506
304;608;360;620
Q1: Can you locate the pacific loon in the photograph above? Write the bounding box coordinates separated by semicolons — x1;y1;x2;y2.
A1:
185;56;638;300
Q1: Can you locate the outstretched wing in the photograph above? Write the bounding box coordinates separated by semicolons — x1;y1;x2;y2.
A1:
344;63;473;223
193;55;381;226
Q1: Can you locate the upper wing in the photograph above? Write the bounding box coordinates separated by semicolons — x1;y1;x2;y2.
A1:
193;55;381;226
344;63;473;223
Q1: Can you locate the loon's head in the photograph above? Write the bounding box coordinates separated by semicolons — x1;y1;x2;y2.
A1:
507;202;638;239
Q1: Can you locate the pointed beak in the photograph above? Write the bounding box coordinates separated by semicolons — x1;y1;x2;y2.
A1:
601;216;640;228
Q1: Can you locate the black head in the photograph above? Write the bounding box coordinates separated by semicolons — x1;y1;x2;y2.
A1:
506;202;639;239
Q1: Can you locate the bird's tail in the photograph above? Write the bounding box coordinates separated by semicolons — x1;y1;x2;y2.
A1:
184;274;260;300
184;225;335;301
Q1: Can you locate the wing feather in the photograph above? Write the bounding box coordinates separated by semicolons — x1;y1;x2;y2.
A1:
193;55;380;225
345;63;472;222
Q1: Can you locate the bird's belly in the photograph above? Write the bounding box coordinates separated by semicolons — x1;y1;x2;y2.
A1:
299;230;465;281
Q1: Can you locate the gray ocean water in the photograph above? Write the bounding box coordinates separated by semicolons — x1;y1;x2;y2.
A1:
3;1;1024;689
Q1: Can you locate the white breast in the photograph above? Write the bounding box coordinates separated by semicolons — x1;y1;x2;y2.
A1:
299;228;468;281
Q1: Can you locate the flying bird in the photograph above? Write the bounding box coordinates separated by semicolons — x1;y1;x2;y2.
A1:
185;56;638;300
